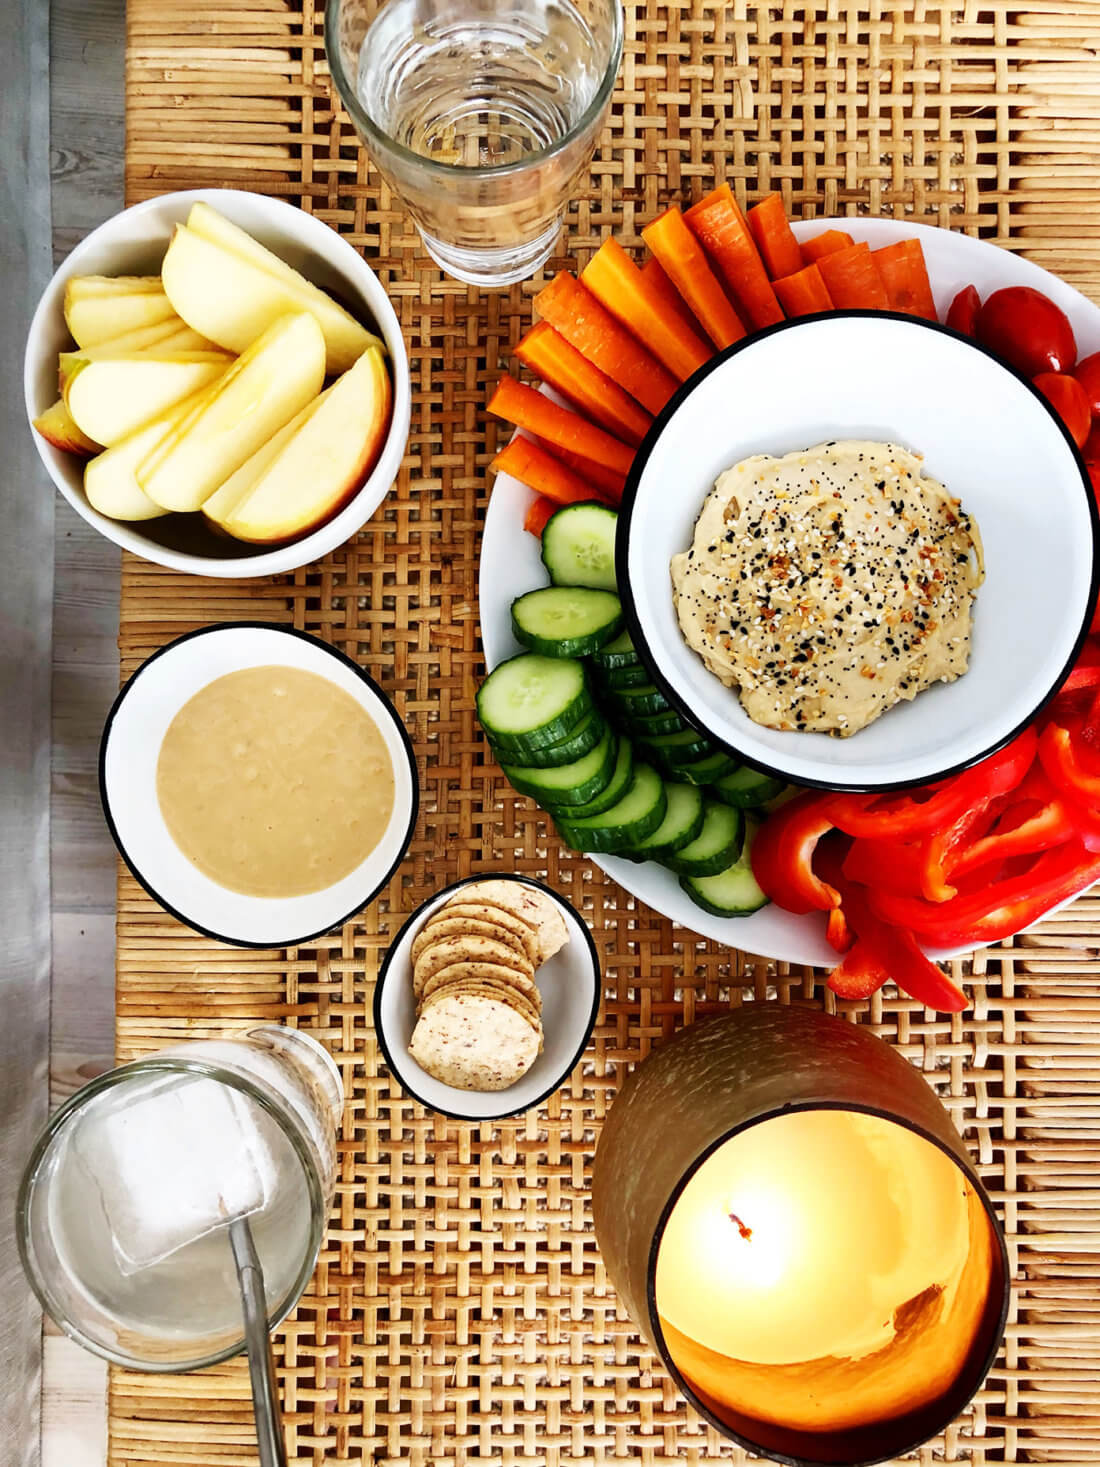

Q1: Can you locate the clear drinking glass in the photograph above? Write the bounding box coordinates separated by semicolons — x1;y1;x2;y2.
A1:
17;1026;343;1372
325;0;624;287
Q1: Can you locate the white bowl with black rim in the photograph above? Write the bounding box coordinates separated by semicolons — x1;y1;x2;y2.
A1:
374;875;601;1121
617;311;1098;792
99;624;418;947
24;188;411;577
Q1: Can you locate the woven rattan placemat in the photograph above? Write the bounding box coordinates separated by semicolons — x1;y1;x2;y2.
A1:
114;2;1100;1461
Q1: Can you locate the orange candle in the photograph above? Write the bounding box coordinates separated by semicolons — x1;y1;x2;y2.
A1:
655;1110;996;1434
592;1007;1009;1465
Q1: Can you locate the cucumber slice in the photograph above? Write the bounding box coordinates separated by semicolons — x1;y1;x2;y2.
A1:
671;749;740;785
547;735;635;818
477;654;591;755
511;586;623;659
490;705;605;768
712;766;788;808
502;724;616;806
623;782;704;860
664;800;745;876
626;708;687;737
593;660;651;690
680;818;769;916
612;682;671;718
638;728;714;769
556;762;666;853
589;628;639;671
541;502;619;591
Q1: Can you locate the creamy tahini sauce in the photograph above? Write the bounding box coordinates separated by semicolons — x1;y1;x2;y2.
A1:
670;441;984;736
157;665;395;897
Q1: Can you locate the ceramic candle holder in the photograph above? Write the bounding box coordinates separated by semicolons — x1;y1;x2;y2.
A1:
591;1005;1010;1467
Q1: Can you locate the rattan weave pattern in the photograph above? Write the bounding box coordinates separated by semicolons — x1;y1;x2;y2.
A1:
115;2;1100;1461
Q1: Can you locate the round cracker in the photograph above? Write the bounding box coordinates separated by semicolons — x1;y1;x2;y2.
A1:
434;901;541;964
419;967;542;1029
418;957;541;1009
408;993;539;1092
411;914;529;966
413;933;534;994
454;881;569;965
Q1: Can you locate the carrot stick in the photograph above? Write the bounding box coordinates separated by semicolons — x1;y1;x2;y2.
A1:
524;494;561;537
801;229;854;265
683;184;784;330
815;242;890;310
747;193;803;281
581;237;713;382
540;440;627;497
873;240;937;321
641;257;707;340
515;321;652;447
534;272;678;415
772;263;834;318
487;375;635;478
641;207;747;350
492;436;612;508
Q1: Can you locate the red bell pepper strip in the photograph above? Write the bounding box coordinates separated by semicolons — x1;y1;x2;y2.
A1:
867;838;1100;946
826;728;1037;840
1059;640;1100;693
818;844;969;1010
749;790;840;914
1040;722;1100;800
828;939;889;1000
842;837;928;898
944;766;1076;879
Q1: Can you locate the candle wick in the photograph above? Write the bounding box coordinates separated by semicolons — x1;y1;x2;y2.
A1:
728;1212;753;1241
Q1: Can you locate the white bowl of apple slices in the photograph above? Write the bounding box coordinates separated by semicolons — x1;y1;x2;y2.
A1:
24;189;410;577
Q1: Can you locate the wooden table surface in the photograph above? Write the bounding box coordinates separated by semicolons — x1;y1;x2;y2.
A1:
43;0;123;1459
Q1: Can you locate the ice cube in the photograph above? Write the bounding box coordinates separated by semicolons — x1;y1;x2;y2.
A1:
73;1074;278;1275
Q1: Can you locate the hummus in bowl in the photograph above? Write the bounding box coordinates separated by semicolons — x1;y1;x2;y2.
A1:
671;441;984;737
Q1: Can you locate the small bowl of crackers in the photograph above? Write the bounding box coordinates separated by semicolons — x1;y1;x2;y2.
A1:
374;876;601;1120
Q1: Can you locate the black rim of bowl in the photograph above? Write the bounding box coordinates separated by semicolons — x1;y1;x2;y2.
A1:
615;308;1100;793
373;874;602;1121
98;622;420;948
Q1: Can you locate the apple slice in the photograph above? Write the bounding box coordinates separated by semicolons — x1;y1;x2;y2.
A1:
66;275;164;298
161;223;380;374
186;203;386;357
204;345;392;544
137;311;326;512
201;396;326;526
64;353;230;446
83;391;211;521
32;398;103;458
58;325;221;386
64;285;179;348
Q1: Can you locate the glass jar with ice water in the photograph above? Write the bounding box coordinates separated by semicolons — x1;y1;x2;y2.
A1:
325;0;624;286
17;1026;342;1371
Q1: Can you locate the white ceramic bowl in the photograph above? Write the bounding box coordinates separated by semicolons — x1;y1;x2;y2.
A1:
374;876;601;1120
619;312;1098;791
100;625;419;946
25;189;411;578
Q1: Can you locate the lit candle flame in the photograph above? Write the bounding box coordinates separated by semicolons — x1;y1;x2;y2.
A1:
728;1212;753;1241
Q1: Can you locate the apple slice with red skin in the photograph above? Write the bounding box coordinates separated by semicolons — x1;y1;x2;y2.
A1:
33;397;103;458
203;345;392;544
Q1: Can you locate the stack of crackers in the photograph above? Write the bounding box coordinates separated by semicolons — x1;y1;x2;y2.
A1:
407;880;569;1091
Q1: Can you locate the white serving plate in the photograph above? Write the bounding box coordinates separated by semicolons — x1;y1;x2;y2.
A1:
373;876;601;1120
24;189;411;578
100;624;419;947
480;218;1100;965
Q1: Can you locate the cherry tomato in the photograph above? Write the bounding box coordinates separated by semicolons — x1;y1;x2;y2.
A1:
977;286;1077;376
1034;372;1091;449
1074;351;1100;418
945;285;980;336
